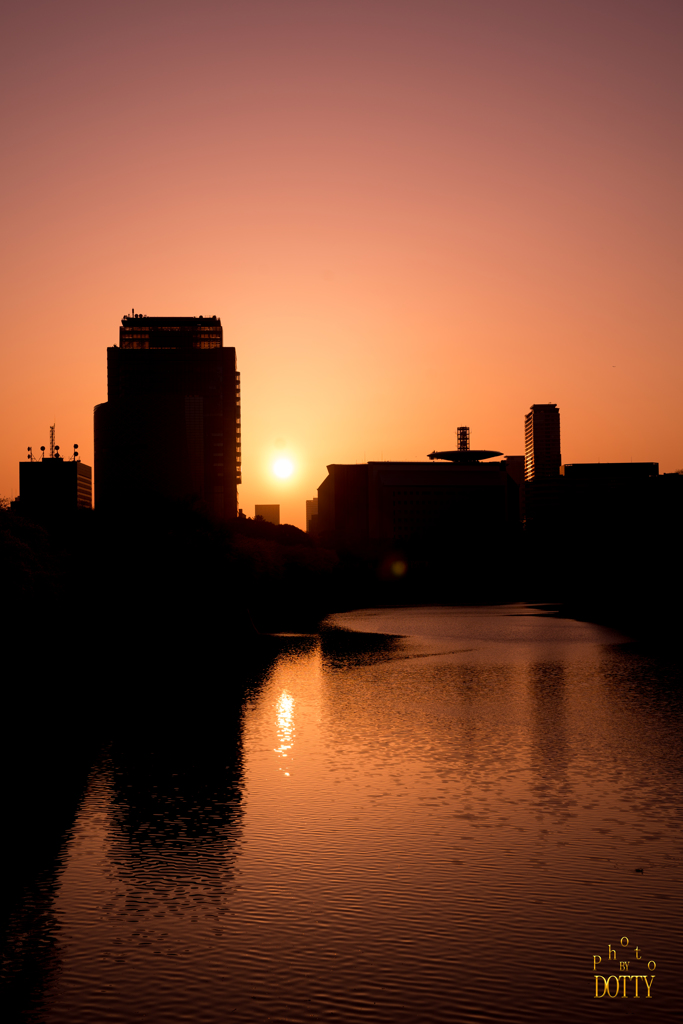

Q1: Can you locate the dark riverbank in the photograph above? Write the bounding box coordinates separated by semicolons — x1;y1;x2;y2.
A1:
0;501;338;635
2;494;680;639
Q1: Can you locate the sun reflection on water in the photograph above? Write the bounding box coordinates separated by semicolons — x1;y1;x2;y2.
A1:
274;691;295;774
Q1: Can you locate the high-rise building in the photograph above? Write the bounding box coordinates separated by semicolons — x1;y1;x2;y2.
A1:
94;313;240;518
524;404;561;481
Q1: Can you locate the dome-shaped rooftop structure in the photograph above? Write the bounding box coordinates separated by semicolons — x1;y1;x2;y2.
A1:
427;426;501;463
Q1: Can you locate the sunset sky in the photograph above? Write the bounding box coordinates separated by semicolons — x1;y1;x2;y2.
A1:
1;0;681;528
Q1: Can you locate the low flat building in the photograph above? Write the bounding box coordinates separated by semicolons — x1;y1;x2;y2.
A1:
255;504;280;525
317;460;521;549
560;462;660;527
17;458;92;517
561;462;658;482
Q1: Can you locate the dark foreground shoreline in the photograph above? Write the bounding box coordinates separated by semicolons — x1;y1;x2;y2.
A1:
2;602;681;1023
2;497;680;978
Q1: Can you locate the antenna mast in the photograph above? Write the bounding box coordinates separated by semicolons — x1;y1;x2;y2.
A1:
457;426;470;452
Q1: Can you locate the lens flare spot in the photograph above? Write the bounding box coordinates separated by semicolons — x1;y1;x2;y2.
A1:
391;560;407;577
273;458;293;478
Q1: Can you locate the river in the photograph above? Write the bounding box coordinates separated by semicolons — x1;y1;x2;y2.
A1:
2;605;681;1021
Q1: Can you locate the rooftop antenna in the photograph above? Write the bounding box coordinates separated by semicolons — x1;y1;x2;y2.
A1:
49;424;55;459
71;443;79;462
457;426;470;451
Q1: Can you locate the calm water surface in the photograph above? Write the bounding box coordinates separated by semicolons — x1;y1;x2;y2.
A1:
4;606;682;1022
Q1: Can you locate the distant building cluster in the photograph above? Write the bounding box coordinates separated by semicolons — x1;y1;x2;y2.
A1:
11;320;675;546
306;404;668;549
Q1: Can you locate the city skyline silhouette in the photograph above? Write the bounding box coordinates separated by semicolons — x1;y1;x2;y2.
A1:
1;1;682;528
1;6;682;1023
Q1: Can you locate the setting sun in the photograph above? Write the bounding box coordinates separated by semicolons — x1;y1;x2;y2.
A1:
273;458;294;479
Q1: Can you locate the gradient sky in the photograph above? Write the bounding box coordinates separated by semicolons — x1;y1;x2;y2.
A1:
1;0;681;527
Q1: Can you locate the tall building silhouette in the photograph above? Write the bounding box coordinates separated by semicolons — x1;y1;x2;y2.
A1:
524;404;561;481
95;314;240;518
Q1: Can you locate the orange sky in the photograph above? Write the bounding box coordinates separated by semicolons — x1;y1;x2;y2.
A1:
1;0;681;528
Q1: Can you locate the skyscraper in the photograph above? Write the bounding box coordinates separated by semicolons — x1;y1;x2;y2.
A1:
94;314;241;518
524;404;561;481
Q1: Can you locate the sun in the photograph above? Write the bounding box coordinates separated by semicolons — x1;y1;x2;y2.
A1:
273;458;294;478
